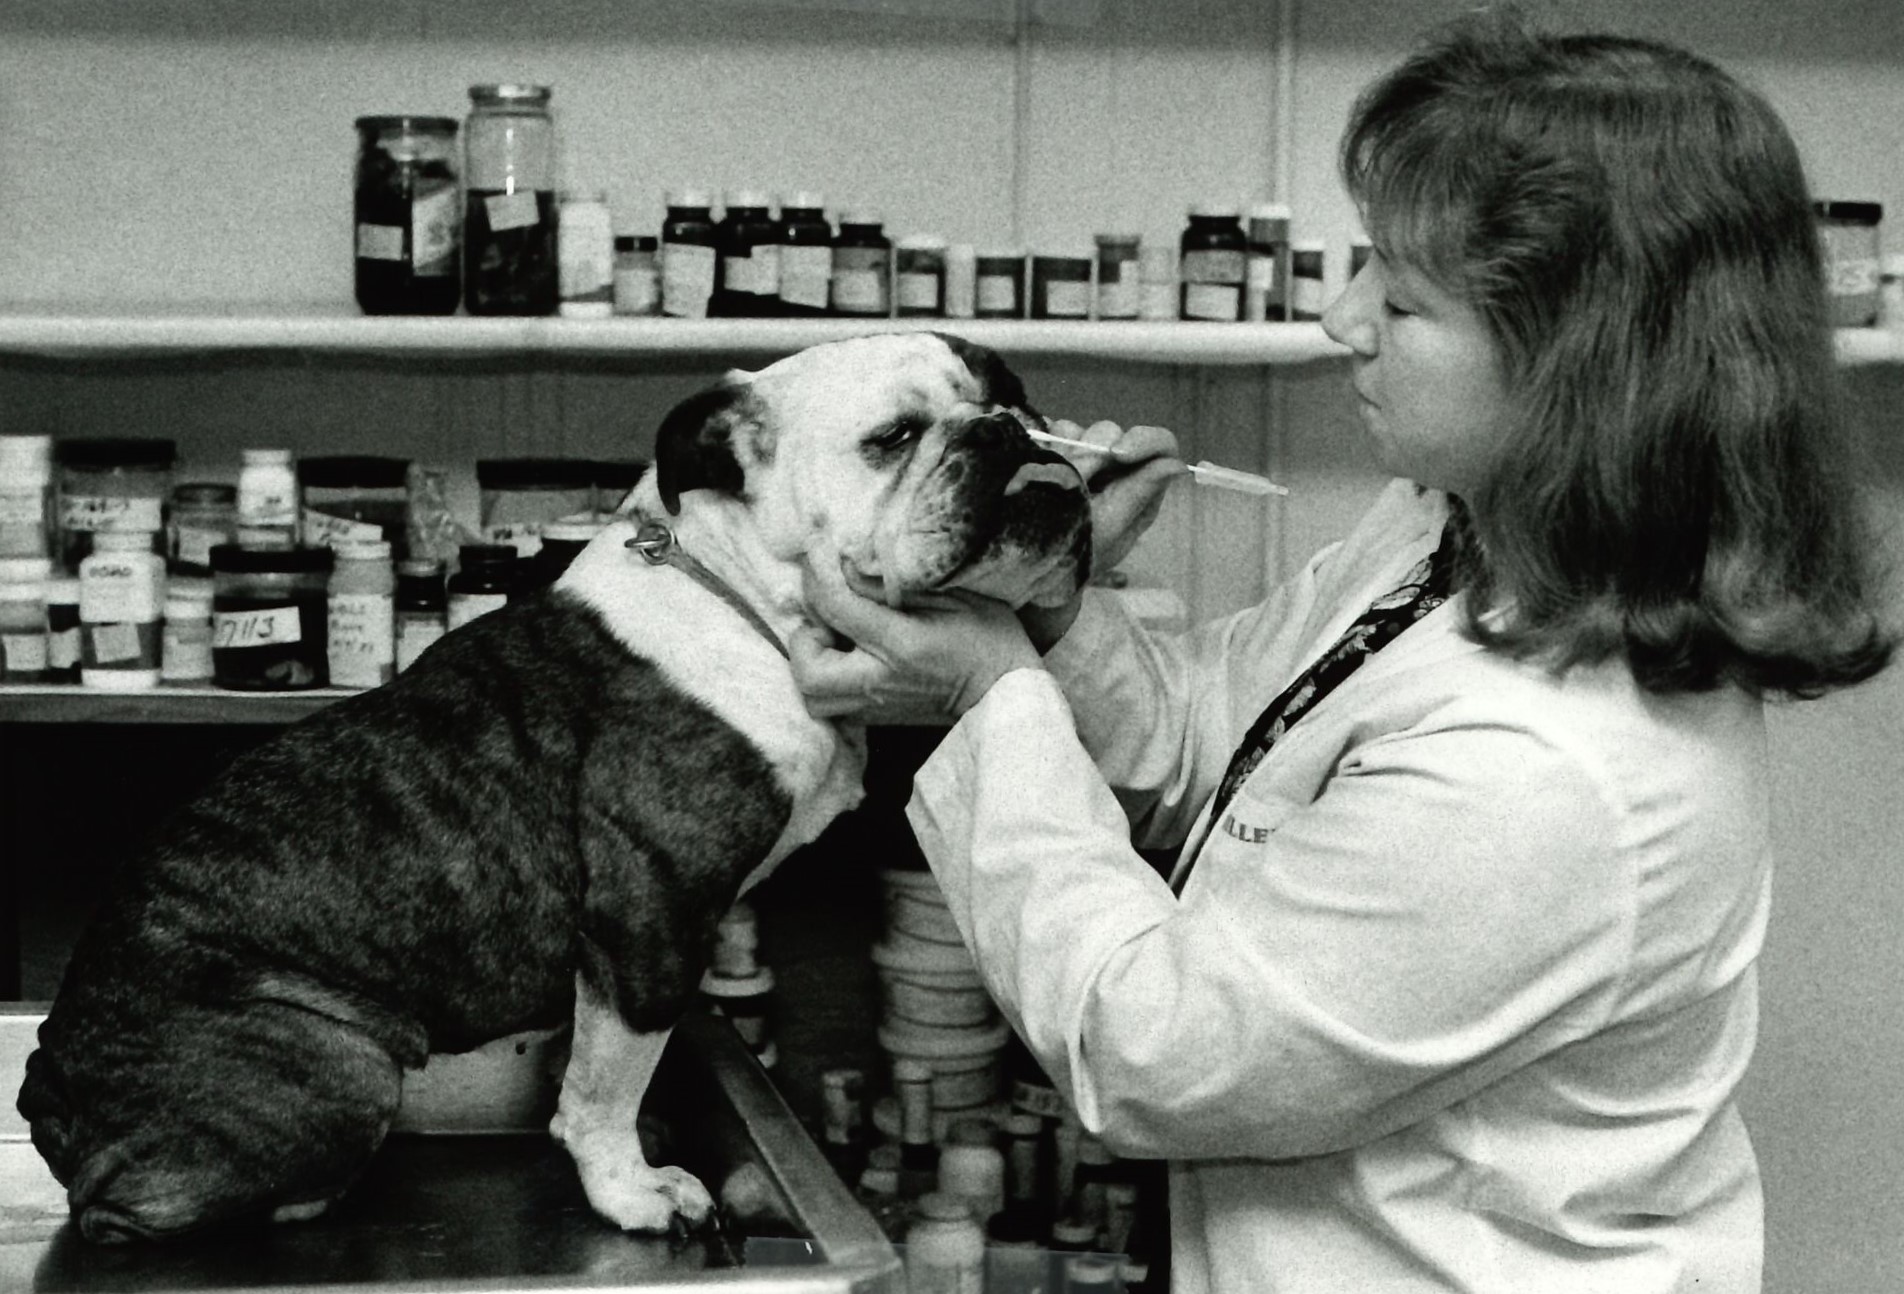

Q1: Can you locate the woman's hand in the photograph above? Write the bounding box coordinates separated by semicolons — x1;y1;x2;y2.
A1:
1022;420;1185;650
790;540;1043;722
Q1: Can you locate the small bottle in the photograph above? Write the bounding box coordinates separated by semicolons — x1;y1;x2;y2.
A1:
661;189;719;320
0;434;54;561
526;516;607;588
894;1057;940;1200
238;448;299;550
446;544;518;630
1093;234;1142;320
613;235;661;316
937;1119;1006;1228
1062;1255;1122;1294
1245;202;1291;322
394;556;447;672
1291;239;1327;321
159;581;214;684
831;213;893;317
79;531;165;690
557;189;616;319
0;556;51;683
1180;204;1248;321
44;574;80;683
328;539;397;689
169;483;238;577
1137;245;1178;322
974;249;1027;319
944;243;978;320
821;1067;870;1186
896;235;949;318
904;1192;985;1294
1032;251;1094;320
777;192;834;317
712;190;782;317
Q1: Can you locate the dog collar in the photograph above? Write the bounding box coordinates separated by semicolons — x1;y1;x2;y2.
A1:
625;520;791;661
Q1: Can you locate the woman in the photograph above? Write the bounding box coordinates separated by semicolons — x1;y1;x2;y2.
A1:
793;11;1894;1290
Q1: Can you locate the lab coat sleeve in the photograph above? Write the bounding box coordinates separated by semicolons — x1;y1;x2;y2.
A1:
1040;549;1335;850
909;677;1633;1162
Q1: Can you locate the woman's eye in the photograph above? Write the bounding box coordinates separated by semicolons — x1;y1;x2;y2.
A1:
1382;296;1414;319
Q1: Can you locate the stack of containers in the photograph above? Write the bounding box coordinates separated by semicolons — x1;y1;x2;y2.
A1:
873;867;1010;1137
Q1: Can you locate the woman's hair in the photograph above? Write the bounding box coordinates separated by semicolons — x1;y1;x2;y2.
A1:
1341;6;1895;697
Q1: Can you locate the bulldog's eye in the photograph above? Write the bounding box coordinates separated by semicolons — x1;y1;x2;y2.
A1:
866;416;929;455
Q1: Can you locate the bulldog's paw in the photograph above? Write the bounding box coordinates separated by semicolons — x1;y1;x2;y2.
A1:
582;1158;714;1234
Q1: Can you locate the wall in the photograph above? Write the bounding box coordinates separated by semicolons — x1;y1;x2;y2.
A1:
2;1;1902;1288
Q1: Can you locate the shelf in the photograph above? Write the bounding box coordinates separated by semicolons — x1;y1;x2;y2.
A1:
0;306;1346;367
0;683;354;725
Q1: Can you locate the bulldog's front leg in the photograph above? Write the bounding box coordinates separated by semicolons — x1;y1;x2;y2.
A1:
551;973;713;1232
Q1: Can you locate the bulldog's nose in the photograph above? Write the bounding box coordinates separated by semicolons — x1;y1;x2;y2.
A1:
965;409;1066;464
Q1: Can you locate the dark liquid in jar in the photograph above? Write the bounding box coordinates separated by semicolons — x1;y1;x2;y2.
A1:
212;593;329;691
355;151;460;316
464;188;558;316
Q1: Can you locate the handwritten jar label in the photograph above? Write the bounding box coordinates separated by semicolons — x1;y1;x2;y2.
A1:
214;605;304;649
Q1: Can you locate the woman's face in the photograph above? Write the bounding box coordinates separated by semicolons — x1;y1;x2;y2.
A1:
1321;250;1511;499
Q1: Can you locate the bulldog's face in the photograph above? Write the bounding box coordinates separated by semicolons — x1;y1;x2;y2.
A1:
653;332;1091;608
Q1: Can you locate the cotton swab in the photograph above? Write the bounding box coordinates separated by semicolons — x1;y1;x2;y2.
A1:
1025;427;1291;497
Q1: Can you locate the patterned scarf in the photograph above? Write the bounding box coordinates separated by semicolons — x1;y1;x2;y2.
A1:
1173;523;1457;896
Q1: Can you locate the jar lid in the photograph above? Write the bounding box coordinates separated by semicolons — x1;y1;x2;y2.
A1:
91;531;159;552
541;516;611;543
336;539;393;561
242;447;291;465
915;1192;974;1224
783;191;827;211
699;967;774;997
665;188;713;210
174;482;238;504
355;115;459;135
838;211;883;227
1050;1218;1100;1247
476;457;596;491
297;455;411;490
590;459;648;489
898;234;949;251
1814;200;1883;224
0;434;52;475
468;83;553;107
1188;202;1241;219
1093;232;1142;247
1291;238;1327;254
55;437;177;470
397;557;444;577
1246;201;1292;221
0;556;51;583
974;248;1027;262
210;544;335;574
723;190;773;211
457;544;519;567
1033;251;1094;267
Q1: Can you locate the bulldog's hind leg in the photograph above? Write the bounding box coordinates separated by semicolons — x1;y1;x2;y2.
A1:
551;972;712;1232
30;999;404;1244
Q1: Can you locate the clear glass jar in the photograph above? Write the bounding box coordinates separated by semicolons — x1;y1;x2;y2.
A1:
354;115;462;316
170;483;238;577
831;213;892;317
712;190;782;318
328;539;396;689
0;556;51;683
56;437;176;572
1179;204;1247;321
463;84;557;317
0;434;54;561
211;544;334;691
777;193;833;316
298;456;411;553
661;189;718;320
557;189;615;319
1032;252;1094;320
476;458;596;556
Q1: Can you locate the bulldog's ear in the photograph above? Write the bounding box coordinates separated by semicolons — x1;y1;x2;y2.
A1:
930;330;1042;425
654;381;754;515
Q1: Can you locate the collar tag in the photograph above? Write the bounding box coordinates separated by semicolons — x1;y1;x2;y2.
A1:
626;521;675;566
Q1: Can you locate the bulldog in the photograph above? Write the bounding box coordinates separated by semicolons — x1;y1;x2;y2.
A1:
17;331;1091;1244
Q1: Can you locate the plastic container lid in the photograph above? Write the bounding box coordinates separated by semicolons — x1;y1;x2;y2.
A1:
242;448;293;465
335;539;393;561
298;456;411;490
1247;201;1293;221
915;1191;975;1223
0;434;52;476
666;188;714;209
210;544;335;574
975;248;1027;263
356;114;459;135
724;190;773;211
1188;202;1241;219
468;84;553;107
55;437;177;470
1051;1218;1101;1248
838;210;884;227
0;556;53;583
783;191;827;211
1093;232;1142;246
898;234;949;251
476;457;596;491
1292;238;1327;254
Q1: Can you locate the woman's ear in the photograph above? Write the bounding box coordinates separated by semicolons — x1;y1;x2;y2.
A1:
653;380;756;515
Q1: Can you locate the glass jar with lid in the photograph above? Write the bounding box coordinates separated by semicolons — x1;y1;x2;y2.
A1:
210;544;334;691
298;456;411;553
55;437;176;572
170;482;238;577
463;84;558;317
353;115;462;316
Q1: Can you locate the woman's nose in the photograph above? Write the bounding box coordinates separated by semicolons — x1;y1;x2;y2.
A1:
1322;262;1380;356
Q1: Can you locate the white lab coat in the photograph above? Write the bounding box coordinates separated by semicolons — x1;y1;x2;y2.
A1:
907;479;1768;1292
